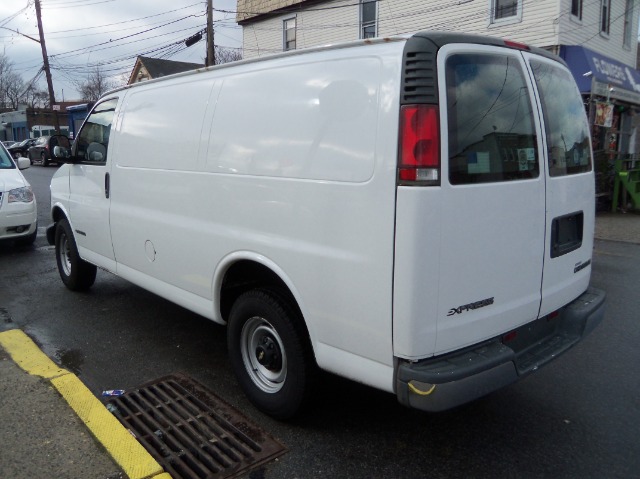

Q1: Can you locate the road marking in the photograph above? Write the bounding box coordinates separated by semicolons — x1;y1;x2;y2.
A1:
0;329;168;479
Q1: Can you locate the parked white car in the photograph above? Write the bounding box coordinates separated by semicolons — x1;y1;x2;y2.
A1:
48;31;605;419
0;144;37;245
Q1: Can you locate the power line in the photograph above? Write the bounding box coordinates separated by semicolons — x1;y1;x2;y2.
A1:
49;14;205;59
42;0;116;9
8;2;203;35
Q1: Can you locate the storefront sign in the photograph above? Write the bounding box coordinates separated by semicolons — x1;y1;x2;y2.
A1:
560;45;640;105
594;101;613;127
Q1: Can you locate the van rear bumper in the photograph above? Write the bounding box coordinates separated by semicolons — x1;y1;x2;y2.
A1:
395;287;606;412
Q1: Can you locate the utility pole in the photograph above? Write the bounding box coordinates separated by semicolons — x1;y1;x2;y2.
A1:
34;0;60;131
206;0;215;66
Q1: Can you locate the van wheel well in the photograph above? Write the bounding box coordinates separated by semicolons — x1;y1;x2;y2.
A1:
220;261;301;323
51;207;66;224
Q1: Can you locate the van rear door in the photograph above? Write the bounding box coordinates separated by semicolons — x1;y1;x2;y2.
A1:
433;45;547;354
393;43;550;359
525;55;594;316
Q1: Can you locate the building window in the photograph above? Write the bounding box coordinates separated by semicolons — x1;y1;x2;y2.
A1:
600;0;610;35
283;17;296;51
490;0;522;24
360;0;377;39
623;0;633;47
571;0;582;20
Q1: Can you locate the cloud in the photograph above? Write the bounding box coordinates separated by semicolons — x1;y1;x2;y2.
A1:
0;0;241;99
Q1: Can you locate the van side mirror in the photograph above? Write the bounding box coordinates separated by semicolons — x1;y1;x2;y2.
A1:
17;157;30;170
53;145;70;159
50;134;73;163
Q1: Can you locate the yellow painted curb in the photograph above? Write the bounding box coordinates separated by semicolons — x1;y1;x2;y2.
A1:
0;328;68;379
0;329;168;479
52;373;164;479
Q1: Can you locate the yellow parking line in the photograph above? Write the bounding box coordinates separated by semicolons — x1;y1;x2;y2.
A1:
0;329;168;479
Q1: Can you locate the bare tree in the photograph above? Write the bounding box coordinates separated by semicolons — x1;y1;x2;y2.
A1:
76;67;116;101
23;85;49;108
5;72;25;109
0;54;17;109
215;46;242;65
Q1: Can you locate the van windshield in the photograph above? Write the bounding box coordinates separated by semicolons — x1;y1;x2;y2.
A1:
446;53;539;185
529;59;592;177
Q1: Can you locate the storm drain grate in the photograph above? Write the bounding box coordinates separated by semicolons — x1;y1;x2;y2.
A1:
106;375;287;479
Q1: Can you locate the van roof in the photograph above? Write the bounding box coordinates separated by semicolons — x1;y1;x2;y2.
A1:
105;31;565;98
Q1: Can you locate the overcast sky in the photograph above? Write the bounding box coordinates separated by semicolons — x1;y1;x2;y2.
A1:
0;0;242;100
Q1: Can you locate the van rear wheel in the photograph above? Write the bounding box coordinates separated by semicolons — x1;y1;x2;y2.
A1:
55;219;97;291
227;289;315;420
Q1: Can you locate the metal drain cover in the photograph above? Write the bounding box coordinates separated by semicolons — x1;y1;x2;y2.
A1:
106;375;287;479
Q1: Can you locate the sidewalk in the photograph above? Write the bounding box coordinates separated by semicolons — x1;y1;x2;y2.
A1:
0;350;123;479
595;211;640;244
0;212;638;479
0;329;169;479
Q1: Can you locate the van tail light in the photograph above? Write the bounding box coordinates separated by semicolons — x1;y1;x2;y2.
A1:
398;104;440;186
504;40;530;50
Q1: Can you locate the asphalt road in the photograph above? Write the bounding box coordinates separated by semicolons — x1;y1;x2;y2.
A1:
1;165;638;478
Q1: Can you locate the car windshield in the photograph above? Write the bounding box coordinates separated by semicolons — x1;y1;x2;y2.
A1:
0;146;16;169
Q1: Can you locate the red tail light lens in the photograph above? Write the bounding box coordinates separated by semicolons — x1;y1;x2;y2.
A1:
504;40;530;50
398;105;440;185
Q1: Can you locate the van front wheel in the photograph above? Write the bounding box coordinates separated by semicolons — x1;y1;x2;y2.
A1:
227;289;315;420
55;219;97;291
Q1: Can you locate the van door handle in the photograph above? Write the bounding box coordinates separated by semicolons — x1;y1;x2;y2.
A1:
105;172;110;199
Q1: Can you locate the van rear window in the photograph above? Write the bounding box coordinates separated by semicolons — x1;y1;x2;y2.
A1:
446;54;538;185
530;60;592;177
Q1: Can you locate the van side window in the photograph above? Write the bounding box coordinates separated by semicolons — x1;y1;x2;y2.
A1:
446;54;538;185
75;98;118;164
529;60;592;177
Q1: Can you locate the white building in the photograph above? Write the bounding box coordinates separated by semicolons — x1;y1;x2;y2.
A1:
237;1;638;66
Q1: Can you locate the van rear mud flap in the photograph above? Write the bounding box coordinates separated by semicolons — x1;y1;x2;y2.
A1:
396;287;606;412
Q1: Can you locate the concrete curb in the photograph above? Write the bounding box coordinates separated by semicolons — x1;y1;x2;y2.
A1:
0;329;170;479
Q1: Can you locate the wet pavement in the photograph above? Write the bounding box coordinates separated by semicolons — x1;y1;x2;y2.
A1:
1;211;639;479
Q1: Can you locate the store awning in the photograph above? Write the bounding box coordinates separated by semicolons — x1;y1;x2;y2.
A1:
560;45;640;105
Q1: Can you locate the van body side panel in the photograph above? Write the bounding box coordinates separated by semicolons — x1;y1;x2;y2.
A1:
204;48;402;373
109;77;217;300
108;44;404;377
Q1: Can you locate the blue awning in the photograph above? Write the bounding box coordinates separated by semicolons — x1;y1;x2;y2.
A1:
560;45;640;104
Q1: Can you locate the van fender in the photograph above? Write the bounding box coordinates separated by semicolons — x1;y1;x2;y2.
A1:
50;202;72;231
47;201;71;245
212;251;317;343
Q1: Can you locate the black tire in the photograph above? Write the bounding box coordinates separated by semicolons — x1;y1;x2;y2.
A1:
55;219;97;291
227;289;316;420
41;152;49;167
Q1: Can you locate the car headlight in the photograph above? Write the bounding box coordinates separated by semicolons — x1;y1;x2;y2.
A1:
8;186;34;203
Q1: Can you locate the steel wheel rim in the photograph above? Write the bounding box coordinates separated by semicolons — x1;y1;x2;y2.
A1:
59;233;72;277
240;316;287;393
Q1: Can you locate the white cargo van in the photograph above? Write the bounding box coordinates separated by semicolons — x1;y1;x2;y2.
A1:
48;32;605;419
